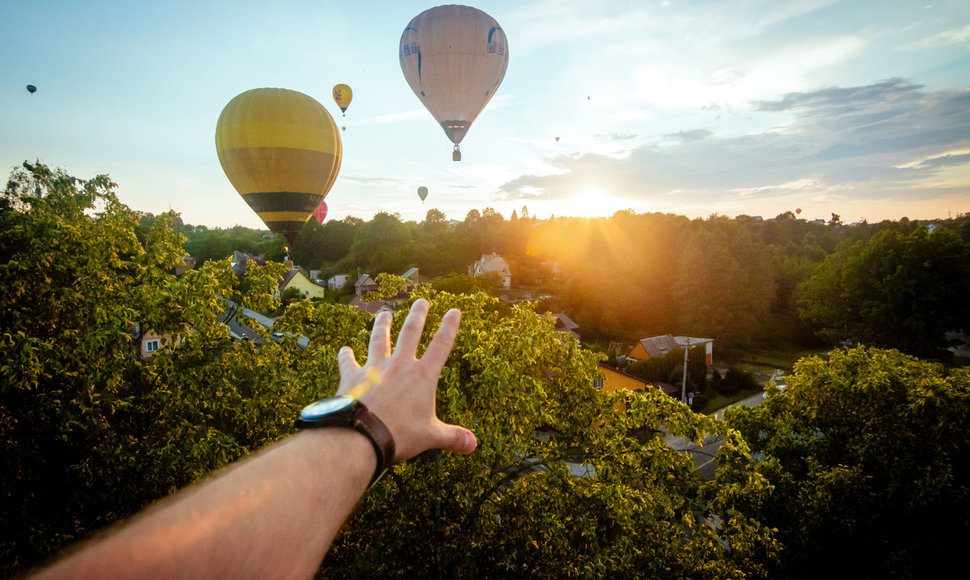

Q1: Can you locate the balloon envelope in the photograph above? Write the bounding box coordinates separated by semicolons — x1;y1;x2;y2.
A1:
26;85;36;94
399;5;509;150
417;186;428;202
332;84;352;115
215;88;342;246
313;200;328;224
796;208;802;215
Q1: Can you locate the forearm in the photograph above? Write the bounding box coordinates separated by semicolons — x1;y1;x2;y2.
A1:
33;429;374;579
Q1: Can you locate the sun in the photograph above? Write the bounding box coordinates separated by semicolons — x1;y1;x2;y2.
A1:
558;186;620;218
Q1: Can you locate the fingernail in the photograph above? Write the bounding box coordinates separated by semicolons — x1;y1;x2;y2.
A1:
463;430;477;453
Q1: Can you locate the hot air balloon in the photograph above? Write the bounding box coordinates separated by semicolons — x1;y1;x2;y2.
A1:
796;208;802;215
215;88;342;247
555;136;560;142
313;200;328;224
417;186;428;202
332;84;352;116
399;5;509;161
26;85;37;94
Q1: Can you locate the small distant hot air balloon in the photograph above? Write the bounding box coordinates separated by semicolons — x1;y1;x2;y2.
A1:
332;84;352;116
555;136;560;142
313;200;328;224
400;5;509;161
417;186;428;203
26;85;37;94
215;88;342;247
796;208;802;215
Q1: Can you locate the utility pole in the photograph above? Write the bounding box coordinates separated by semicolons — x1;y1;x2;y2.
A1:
681;337;690;404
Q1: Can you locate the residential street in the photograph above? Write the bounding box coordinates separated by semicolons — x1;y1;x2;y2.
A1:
665;382;776;480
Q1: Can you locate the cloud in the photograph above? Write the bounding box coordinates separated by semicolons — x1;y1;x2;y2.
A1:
499;80;970;208
663;129;712;142
752;78;923;114
604;133;638;141
907;24;970;49
340;174;406;186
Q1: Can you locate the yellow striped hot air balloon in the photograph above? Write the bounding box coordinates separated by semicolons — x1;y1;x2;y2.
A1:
215;88;342;246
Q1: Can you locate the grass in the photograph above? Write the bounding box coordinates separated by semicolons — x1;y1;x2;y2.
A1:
728;347;827;371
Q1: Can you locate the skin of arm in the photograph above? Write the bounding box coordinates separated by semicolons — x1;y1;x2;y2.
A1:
31;299;476;579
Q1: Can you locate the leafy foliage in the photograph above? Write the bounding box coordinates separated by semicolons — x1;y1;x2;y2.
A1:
798;226;970;358
718;346;970;579
0;163;300;573
323;286;777;578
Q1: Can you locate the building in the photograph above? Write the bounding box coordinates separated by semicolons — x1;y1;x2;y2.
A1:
349;297;396;316
328;274;349;290
354;274;378;297
469;253;511;289
279;268;325;299
596;364;680;398
628;334;714;367
402;267;424;290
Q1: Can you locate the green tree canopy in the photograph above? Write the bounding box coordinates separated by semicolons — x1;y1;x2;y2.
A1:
717;346;970;579
321;285;777;578
798;226;970;358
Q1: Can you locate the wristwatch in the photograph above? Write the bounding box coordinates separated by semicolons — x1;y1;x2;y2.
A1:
296;395;395;485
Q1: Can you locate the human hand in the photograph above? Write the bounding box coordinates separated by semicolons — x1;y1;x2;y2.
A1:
336;299;477;462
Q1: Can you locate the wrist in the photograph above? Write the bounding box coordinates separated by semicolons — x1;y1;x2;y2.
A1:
298;428;376;487
296;397;396;485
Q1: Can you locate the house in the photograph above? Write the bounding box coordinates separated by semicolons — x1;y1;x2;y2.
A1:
279;268;325;299
230;251;265;278
552;313;580;340
469;253;511;289
328;274;349;291
349;297;396;316
139;328;186;358
596;364;680;398
628;334;714;367
355;274;379;297
402;267;424;290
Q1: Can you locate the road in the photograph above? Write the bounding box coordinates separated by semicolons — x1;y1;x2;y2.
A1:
665;374;780;480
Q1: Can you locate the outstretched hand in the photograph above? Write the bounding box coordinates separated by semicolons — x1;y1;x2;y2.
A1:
336;299;476;461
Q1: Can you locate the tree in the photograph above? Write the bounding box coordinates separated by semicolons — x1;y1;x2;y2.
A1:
350;212;412;273
798;226;970;358
4;168;804;576
673;218;775;348
322;283;777;577
0;163;302;574
716;346;970;579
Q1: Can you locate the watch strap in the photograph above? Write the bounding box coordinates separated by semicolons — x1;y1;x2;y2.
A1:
352;401;396;485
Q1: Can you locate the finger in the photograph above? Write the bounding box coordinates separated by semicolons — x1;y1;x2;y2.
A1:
367;311;393;362
420;309;461;369
394;299;430;358
337;346;361;376
435;422;477;455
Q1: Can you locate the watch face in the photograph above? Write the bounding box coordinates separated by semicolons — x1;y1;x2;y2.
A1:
301;395;356;421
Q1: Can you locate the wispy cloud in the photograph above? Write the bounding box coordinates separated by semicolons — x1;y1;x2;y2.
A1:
500;80;970;209
340;174;406;186
907;24;970;49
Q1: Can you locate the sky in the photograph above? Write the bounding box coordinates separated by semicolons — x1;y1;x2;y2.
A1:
2;0;969;228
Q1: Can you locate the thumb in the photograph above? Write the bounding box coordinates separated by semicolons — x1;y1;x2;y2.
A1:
435;423;478;455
